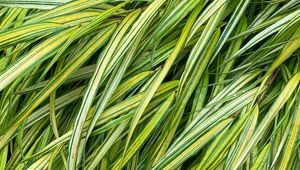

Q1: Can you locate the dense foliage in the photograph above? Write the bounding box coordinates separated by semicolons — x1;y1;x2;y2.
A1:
0;0;299;169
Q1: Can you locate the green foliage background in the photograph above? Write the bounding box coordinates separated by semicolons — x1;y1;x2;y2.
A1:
0;0;299;169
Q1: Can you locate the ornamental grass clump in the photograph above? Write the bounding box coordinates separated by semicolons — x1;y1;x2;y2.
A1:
0;0;300;169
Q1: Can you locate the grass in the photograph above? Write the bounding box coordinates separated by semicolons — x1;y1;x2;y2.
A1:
0;0;299;169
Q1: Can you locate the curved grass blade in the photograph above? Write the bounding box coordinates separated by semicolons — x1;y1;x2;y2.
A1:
153;118;233;170
111;93;174;169
0;0;73;9
0;27;74;91
232;72;300;169
125;2;202;164
68;10;140;169
0;25;116;149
